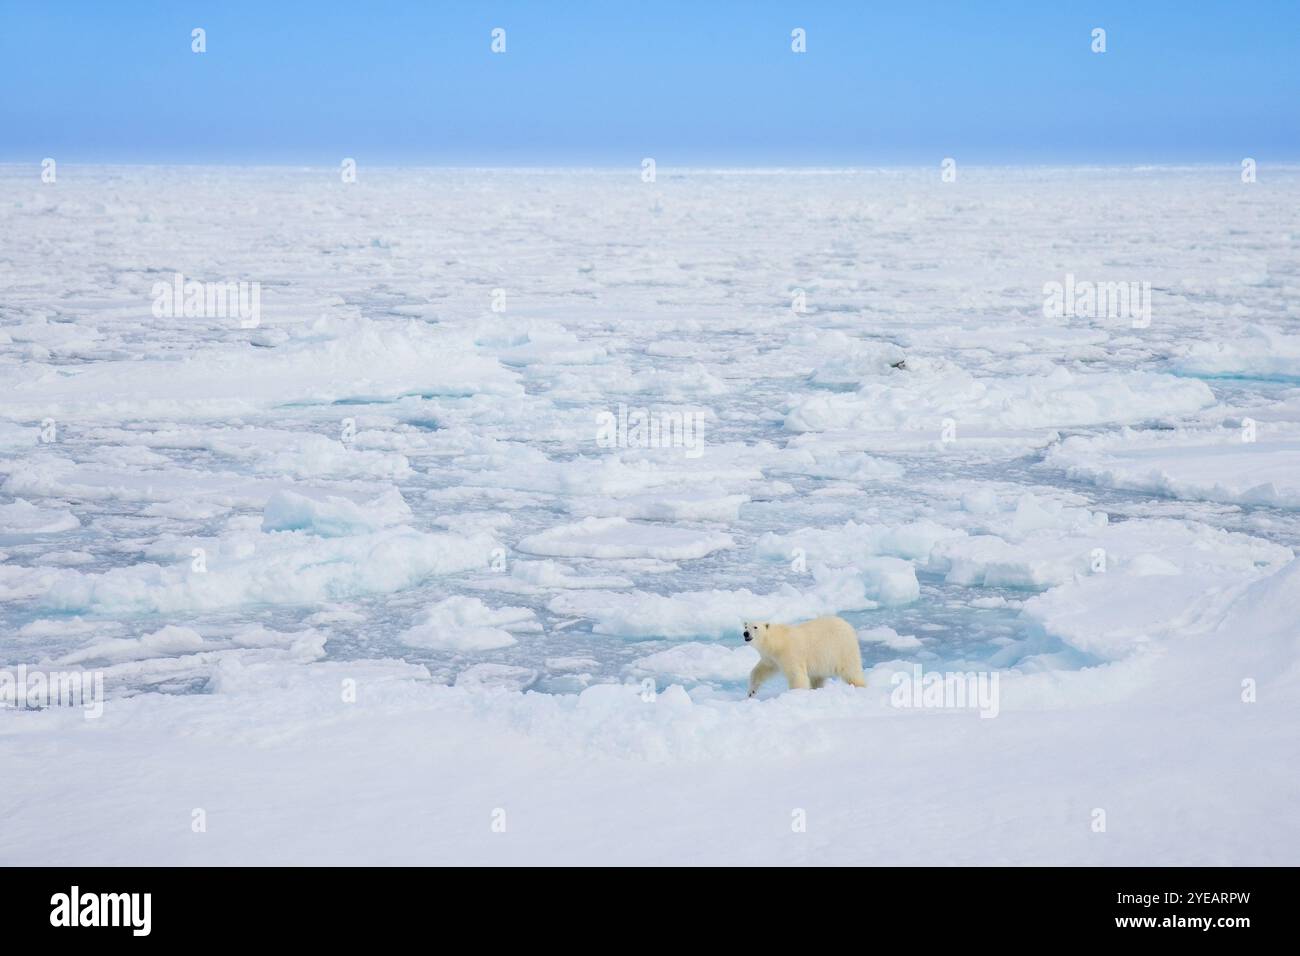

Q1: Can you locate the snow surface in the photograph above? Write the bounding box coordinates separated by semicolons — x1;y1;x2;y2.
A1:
2;165;1299;864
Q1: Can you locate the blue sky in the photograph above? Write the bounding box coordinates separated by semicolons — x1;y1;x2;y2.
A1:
2;0;1297;165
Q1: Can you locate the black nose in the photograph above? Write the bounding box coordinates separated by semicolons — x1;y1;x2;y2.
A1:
743;631;751;641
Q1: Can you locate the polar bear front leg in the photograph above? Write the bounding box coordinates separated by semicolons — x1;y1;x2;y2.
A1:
748;660;777;697
784;665;811;690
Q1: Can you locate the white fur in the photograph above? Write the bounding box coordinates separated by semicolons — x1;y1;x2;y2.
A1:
744;616;866;696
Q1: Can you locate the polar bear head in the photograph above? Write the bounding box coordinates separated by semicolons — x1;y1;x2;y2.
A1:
742;621;771;644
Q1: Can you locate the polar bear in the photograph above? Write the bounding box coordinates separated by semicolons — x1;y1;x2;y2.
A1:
743;616;866;696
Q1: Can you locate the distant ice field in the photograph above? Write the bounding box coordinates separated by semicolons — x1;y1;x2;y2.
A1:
2;164;1299;698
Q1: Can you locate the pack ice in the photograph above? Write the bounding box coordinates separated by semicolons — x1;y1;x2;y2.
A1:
1;165;1298;864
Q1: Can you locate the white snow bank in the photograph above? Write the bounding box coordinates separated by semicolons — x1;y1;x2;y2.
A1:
766;446;904;481
629;643;759;682
31;524;497;615
262;487;412;536
3;455;297;511
784;365;1214;433
507;560;632;590
1173;324;1300;380
46;623;328;674
857;557;921;605
1044;425;1300;509
0;498;80;534
756;518;966;566
461;441;766;499
1018;520;1291;659
400;596;540;652
1022;568;1245;661
0;422;37;451
454;663;539;691
84;425;413;480
570;490;749;523
0;316;521;420
476;319;608;367
58;625;205;665
858;625;923;650
517;516;732;561
806;340;908;388
936;514;1285;592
